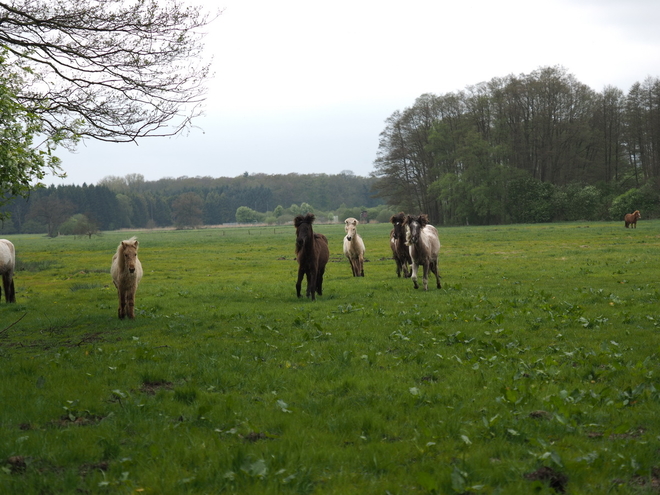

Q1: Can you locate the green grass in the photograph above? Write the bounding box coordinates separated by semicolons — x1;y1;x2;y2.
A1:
1;221;660;494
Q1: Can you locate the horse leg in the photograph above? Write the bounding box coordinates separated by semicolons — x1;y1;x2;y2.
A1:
308;271;317;300
317;266;325;296
351;258;359;277
411;261;420;289
296;266;305;298
126;287;136;319
359;257;364;277
117;288;126;319
422;261;430;291
8;277;15;303
431;261;441;289
403;260;411;278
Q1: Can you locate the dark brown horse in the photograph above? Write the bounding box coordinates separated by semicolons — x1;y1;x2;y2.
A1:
294;213;329;301
390;212;412;278
624;210;641;228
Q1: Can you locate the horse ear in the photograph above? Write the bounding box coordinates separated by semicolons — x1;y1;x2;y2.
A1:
404;215;413;225
134;240;139;248
306;213;316;223
419;214;428;227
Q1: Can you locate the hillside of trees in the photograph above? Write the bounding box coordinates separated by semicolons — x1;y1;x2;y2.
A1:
373;66;660;225
3;66;660;235
0;172;386;235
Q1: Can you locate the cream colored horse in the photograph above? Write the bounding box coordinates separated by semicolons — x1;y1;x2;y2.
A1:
0;239;16;303
111;237;143;319
343;217;365;277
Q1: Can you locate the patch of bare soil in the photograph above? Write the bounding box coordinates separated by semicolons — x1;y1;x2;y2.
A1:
79;461;110;478
50;413;105;428
241;432;270;442
628;467;660;491
524;466;568;493
140;380;174;395
5;456;27;474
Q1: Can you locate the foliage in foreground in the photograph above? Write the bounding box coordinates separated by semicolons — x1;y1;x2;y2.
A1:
1;221;659;493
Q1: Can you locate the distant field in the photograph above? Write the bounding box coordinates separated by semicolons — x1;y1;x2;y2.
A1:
1;220;659;494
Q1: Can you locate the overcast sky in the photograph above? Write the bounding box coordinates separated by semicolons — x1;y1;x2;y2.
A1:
52;0;660;186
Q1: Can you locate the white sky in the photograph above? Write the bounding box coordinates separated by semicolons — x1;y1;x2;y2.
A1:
52;0;660;185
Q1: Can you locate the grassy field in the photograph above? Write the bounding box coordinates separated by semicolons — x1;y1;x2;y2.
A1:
1;220;659;494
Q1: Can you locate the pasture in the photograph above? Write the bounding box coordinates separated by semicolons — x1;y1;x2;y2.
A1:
1;221;659;494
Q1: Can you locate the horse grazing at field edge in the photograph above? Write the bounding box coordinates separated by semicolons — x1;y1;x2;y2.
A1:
295;213;329;301
390;212;412;278
111;237;143;319
624;210;641;228
404;214;441;291
343;217;365;277
0;239;16;303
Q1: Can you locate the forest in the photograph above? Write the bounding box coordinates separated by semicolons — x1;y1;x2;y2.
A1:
373;66;660;225
0;172;386;236
3;66;660;235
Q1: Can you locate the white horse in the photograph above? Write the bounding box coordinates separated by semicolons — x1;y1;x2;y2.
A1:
405;215;441;290
111;237;143;319
343;217;365;277
0;239;16;303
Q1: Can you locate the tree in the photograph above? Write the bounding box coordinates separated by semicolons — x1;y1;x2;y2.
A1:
172;192;203;228
0;0;215;204
0;49;63;216
235;206;259;224
26;195;74;236
74;215;101;239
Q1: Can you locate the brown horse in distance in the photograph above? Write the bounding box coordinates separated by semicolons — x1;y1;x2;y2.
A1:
294;213;329;301
624;210;641;228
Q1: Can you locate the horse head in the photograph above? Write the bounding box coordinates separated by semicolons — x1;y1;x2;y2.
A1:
404;214;428;245
121;239;139;273
390;212;406;240
294;213;315;251
344;217;358;241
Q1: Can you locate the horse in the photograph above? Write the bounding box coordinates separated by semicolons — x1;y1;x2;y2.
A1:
0;239;16;303
404;214;441;291
343;217;365;277
111;237;143;319
624;210;641;228
294;213;329;301
390;212;412;278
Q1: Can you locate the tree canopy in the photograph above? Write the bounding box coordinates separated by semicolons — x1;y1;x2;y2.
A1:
0;0;215;212
373;66;660;225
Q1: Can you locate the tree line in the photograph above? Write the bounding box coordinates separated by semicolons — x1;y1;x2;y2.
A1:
373;66;660;225
0;173;385;235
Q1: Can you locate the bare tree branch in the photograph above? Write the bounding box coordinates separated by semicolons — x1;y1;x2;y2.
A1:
0;0;218;142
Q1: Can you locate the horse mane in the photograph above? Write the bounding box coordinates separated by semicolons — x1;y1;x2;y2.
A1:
404;214;428;228
116;237;138;268
294;214;316;256
390;212;405;224
294;213;315;228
